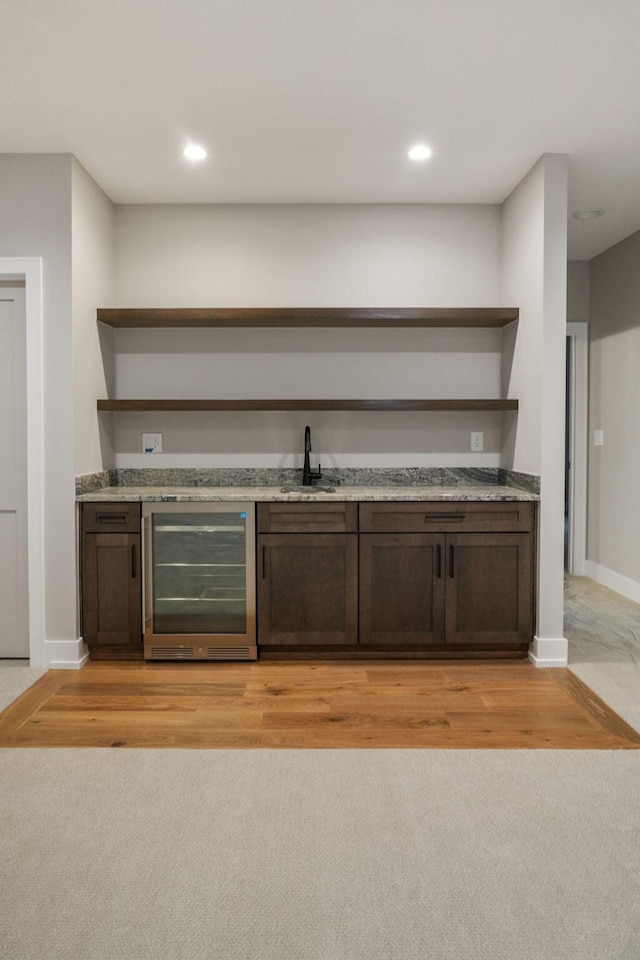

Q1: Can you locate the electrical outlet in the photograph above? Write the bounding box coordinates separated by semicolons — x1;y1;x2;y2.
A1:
594;430;604;447
142;432;163;454
471;431;484;452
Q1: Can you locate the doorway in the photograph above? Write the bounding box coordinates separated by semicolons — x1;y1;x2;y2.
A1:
0;259;45;667
0;288;28;656
565;322;588;575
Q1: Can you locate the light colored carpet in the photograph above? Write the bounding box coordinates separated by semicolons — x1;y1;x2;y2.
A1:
566;575;640;733
0;662;46;713
1;749;640;960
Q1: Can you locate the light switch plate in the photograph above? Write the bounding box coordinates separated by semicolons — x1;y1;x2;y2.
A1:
471;431;484;452
594;430;604;447
142;432;163;453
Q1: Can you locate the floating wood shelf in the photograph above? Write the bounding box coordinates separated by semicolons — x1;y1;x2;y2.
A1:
97;399;518;412
97;307;519;329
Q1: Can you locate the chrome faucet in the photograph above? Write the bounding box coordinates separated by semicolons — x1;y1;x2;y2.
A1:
302;425;323;486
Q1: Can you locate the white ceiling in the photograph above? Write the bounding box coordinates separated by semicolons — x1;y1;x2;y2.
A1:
2;0;640;259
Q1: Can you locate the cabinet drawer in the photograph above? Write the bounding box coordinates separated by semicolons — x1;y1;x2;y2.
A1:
359;501;534;533
257;502;357;533
82;502;141;533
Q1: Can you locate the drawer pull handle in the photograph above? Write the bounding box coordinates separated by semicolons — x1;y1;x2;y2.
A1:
436;544;442;579
96;513;128;523
424;514;465;522
449;544;455;578
262;545;267;580
131;544;137;579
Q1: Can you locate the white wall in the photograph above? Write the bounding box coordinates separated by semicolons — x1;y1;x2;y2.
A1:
0;154;78;666
113;203;508;469
501;154;568;666
72;158;117;476
500;165;544;475
567;260;590;322
587;229;640;591
116;204;502;307
112;326;504;468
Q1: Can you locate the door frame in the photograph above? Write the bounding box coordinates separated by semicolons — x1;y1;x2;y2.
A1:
566;321;588;576
0;258;45;666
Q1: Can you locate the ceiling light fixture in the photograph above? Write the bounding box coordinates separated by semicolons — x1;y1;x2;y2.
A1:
183;144;207;161
572;208;605;220
408;144;433;161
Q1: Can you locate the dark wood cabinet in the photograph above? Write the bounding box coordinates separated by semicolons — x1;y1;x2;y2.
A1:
359;530;533;650
257;501;535;658
359;534;445;645
444;533;533;645
82;502;141;534
257;502;357;534
257;533;358;647
359;501;534;534
80;498;535;661
81;504;143;660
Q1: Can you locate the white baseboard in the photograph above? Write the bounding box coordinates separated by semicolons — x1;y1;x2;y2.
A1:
44;638;89;670
528;635;568;668
583;560;640;606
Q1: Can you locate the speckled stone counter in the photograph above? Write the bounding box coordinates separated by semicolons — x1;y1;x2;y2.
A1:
77;484;538;503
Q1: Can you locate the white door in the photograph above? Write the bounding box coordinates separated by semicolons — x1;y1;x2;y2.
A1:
0;290;28;656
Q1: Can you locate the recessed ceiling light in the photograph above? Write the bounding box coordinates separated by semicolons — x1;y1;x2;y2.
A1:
408;144;433;161
572;208;605;220
183;144;207;161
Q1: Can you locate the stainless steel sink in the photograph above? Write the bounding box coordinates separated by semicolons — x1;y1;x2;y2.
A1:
279;485;338;494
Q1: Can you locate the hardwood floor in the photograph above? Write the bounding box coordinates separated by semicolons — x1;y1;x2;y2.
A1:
0;660;638;749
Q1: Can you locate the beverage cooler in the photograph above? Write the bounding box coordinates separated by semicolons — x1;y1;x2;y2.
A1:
142;503;256;660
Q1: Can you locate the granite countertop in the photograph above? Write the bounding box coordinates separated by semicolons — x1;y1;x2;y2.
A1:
76;484;539;503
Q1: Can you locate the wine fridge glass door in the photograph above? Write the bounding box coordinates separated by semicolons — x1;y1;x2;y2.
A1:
145;505;255;640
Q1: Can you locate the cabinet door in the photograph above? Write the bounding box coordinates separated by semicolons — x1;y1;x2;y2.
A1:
82;533;142;648
444;533;532;645
258;534;357;646
359;534;445;645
